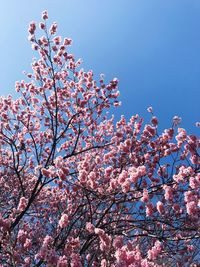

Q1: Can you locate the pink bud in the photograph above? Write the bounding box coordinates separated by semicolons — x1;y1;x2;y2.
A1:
49;22;58;35
39;22;45;29
42;10;48;20
147;106;153;113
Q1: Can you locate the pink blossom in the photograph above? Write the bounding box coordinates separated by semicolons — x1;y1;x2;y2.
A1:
86;222;95;233
58;170;66;180
101;259;107;267
173;116;182;126
43;235;53;246
176;128;187;143
118;170;128;184
18;197;28;211
41;168;53;178
130;167;139;183
163;185;173;201
144;125;156;137
64;38;72;46
23;238;32;250
113;236;124;249
138;165;147;176
57;256;68;267
17;229;27;243
28;22;36;34
156;201;165;214
189;174;200;189
42;10;48;20
184;191;194;203
147;241;162;260
146;203;154;217
151;116;158;126
186;201;197;216
49;22;57;35
147;106;153;113
39;22;45;30
59;214;69;228
122;180;130;193
141;189;149;203
53;36;62;45
71;253;81;267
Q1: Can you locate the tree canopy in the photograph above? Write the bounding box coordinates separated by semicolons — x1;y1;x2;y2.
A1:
0;11;199;266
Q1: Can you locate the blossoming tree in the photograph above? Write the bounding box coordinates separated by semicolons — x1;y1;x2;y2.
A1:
0;11;199;266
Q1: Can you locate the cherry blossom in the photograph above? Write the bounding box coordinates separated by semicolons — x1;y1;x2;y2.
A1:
0;10;199;266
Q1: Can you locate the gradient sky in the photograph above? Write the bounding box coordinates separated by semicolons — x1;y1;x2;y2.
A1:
0;0;200;133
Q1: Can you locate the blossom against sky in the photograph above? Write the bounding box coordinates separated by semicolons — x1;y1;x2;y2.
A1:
0;0;200;132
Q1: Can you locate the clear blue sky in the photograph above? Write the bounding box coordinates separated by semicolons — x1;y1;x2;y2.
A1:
0;0;200;133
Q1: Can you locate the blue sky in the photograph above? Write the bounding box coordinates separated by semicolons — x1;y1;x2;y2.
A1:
0;1;200;133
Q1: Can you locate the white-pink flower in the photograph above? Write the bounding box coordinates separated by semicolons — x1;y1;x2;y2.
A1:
59;214;69;228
